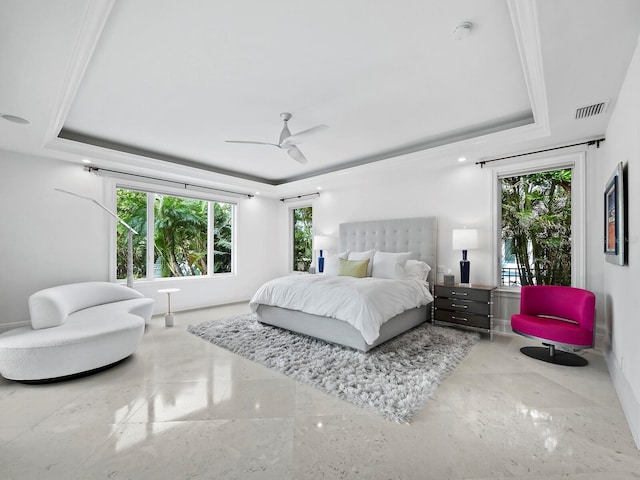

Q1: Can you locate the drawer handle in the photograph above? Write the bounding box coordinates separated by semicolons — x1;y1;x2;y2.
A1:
451;303;468;309
452;316;468;322
450;292;468;296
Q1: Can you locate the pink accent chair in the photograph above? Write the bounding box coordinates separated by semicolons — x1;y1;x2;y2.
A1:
511;285;595;366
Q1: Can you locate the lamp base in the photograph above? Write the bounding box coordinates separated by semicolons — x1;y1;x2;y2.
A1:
165;313;175;327
460;250;470;284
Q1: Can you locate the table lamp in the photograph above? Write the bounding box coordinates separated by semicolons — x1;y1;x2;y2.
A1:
452;228;478;284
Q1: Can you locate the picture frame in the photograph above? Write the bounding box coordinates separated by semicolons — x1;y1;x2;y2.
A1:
604;162;625;265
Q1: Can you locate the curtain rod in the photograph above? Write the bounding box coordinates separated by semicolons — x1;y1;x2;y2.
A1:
280;192;320;202
85;166;254;199
476;138;605;168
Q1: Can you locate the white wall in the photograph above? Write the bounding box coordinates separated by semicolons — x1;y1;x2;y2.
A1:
311;156;494;287
0;150;287;328
0;151;110;327
599;37;640;448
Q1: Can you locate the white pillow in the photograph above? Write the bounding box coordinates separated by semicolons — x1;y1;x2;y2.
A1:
372;251;412;279
348;250;375;276
404;260;432;282
322;251;349;276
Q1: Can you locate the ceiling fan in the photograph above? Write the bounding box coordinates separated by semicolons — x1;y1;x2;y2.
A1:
225;112;327;164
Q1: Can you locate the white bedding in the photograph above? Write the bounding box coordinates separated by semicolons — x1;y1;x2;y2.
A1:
249;274;434;345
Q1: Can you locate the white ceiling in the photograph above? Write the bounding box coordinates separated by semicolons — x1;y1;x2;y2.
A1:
1;0;639;196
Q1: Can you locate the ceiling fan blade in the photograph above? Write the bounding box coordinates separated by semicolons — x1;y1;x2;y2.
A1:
287;146;308;164
281;124;328;147
225;140;280;148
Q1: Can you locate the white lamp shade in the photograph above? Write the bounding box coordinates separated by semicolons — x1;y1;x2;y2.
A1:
452;229;478;250
314;235;333;251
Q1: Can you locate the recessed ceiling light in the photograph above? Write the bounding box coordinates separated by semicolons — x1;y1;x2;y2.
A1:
317;186;322;190
82;159;92;164
458;157;467;162
1;114;30;124
255;191;261;195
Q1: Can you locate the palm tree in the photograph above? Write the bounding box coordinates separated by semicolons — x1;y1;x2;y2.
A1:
213;202;233;273
116;189;147;279
117;190;233;278
154;196;208;277
501;169;572;286
293;207;312;271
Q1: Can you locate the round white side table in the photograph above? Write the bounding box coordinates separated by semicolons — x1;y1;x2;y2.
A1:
158;288;180;327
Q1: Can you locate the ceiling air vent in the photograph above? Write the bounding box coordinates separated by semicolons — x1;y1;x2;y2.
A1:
575;100;609;119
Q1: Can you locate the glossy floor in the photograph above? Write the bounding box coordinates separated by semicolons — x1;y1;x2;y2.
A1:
1;303;639;479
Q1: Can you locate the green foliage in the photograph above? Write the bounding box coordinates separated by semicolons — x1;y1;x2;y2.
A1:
501;169;572;286
293;206;312;271
154;195;208;277
116;188;233;278
213;202;233;273
116;189;147;279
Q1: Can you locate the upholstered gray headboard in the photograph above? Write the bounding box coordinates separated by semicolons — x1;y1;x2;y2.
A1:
338;217;437;282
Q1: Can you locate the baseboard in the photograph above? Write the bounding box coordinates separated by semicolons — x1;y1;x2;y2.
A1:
161;300;250;315
606;348;640;449
492;318;512;335
0;320;30;334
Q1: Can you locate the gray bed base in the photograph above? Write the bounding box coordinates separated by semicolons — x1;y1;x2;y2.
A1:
257;216;437;351
256;304;431;352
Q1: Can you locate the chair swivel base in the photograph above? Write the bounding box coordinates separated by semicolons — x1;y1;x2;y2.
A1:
520;345;588;367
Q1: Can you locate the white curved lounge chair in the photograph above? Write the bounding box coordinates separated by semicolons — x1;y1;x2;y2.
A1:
0;282;154;382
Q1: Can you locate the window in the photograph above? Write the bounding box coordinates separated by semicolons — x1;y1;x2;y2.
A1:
500;169;572;286
492;150;586;289
116;187;234;280
292;206;312;272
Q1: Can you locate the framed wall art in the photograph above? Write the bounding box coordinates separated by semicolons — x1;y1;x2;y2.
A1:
604;162;626;265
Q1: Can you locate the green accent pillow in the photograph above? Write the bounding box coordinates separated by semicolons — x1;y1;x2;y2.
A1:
337;258;370;278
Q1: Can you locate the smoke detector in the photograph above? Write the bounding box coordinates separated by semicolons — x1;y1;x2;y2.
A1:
453;22;472;40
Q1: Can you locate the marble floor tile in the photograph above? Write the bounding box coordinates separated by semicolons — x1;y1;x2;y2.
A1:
0;426;25;447
0;380;87;428
1;423;117;480
1;303;639;480
126;378;296;423
37;383;154;427
87;418;294;480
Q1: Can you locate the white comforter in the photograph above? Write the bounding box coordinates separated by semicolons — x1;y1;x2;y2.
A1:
249;274;434;345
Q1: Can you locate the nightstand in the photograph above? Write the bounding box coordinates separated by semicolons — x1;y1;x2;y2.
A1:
433;283;496;335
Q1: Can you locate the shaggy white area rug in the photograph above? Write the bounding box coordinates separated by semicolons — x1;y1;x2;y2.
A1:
188;314;479;423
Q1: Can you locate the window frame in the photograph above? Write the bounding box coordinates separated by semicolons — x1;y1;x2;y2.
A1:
490;150;586;290
109;179;237;283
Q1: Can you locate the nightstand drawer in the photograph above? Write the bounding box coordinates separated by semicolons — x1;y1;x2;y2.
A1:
433;309;491;329
434;297;490;315
434;285;491;302
433;283;496;333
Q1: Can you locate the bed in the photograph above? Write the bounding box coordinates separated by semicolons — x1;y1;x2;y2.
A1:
250;217;437;351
